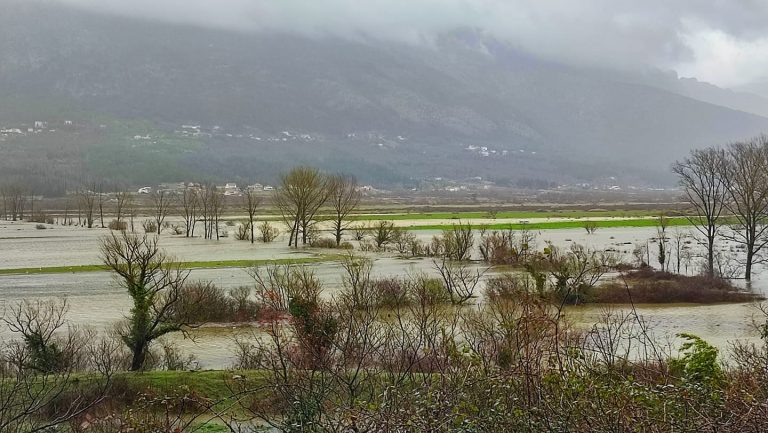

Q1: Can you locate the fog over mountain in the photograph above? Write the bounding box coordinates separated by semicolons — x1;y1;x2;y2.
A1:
3;0;768;191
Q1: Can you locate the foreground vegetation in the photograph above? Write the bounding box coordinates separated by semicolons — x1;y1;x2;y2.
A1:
4;260;768;431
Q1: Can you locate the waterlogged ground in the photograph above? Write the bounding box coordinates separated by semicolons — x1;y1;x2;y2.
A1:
0;220;766;368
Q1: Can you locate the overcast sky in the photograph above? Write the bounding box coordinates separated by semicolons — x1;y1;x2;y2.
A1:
49;0;768;88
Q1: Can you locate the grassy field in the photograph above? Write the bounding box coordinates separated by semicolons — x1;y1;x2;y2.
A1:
0;255;342;276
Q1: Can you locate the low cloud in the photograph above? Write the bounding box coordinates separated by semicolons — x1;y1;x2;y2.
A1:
47;0;768;87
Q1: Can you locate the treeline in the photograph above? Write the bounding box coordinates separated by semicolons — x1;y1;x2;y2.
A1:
1;167;365;248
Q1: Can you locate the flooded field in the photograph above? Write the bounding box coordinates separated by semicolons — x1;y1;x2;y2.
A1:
1;219;765;368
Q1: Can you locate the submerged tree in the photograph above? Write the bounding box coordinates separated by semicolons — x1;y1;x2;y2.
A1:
327;174;361;246
275;166;332;246
672;147;729;277
720;137;768;282
101;232;195;370
150;190;173;235
242;189;262;244
180;186;199;237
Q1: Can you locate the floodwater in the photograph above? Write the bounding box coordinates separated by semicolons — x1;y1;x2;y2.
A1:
0;220;765;368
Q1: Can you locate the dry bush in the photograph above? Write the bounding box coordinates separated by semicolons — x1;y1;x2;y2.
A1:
310;237;337;249
141;219;157;233
172;281;260;323
108;219;127;231
370;277;411;308
248;264;322;314
594;268;761;303
258;220;280;243
234;221;251;241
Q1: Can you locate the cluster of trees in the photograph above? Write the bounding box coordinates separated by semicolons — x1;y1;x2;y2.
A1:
674;134;768;281
0;183;28;221
6;166;366;248
275;167;362;247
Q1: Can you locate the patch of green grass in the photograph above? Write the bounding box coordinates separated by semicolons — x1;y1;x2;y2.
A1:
0;255;342;276
405;216;692;231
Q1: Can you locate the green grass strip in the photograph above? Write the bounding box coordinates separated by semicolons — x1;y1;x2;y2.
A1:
404;217;692;231
0;255;342;276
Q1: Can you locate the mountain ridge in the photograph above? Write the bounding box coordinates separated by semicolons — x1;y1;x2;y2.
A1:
2;0;768;190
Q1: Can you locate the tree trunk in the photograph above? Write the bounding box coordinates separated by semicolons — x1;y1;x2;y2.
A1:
746;246;754;282
707;236;715;277
129;341;147;371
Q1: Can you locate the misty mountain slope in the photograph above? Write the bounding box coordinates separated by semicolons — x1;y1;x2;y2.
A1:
2;1;768;188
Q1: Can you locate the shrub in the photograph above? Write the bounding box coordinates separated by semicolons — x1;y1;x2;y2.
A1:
232;337;262;370
310;237;337;249
35;223;47;230
391;229;416;255
235;221;251;241
409;274;450;306
372;221;396;249
441;221;474;261
486;273;538;300
258;220;280;243
670;333;724;389
108;219;127;231
593;269;762;304
583;221;598;234
172;282;260;323
352;224;368;241
371;277;410;308
158;342;198;371
142;220;157;233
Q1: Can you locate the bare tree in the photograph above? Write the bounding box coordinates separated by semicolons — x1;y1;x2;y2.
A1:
242;190;262;244
210;187;225;240
96;182;106;228
150;190;173;235
78;184;97;228
198;184;223;240
180;186;199;237
721;137;768;281
372;220;396;249
583;221;598;234
274;166;332;246
327;174;361;246
672;228;688;274
114;189;133;224
100;231;194;370
672;147;729;277
433;257;487;304
1;183;27;221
